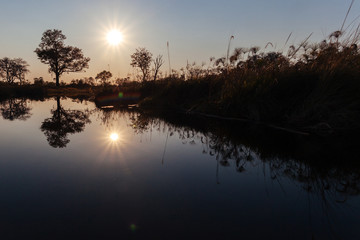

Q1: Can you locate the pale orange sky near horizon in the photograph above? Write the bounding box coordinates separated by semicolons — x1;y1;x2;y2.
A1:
0;0;359;83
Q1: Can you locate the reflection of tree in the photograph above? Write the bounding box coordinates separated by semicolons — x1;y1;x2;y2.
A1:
127;111;360;203
265;157;360;202
202;128;360;203
0;98;32;121
130;112;157;134
93;107;135;129
41;97;91;148
91;107;360;238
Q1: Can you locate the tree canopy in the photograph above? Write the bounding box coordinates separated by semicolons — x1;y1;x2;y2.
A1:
34;29;90;87
0;57;29;84
95;70;112;86
130;47;152;82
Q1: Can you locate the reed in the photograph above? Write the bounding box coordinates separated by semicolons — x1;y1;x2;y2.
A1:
139;24;360;135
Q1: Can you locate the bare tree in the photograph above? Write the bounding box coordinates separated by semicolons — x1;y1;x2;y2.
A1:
153;55;164;81
0;57;29;84
0;57;15;83
130;47;152;82
12;58;30;84
34;29;90;87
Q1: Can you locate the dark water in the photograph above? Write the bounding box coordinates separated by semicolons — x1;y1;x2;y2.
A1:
0;97;359;239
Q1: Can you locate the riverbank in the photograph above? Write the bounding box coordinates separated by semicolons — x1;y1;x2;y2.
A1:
2;37;360;136
139;69;360;136
1;69;359;137
138;43;360;136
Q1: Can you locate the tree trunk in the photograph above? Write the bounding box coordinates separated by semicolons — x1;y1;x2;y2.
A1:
56;96;61;110
56;96;61;120
56;72;60;87
153;69;158;81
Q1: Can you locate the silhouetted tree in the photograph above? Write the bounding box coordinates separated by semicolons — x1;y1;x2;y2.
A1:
130;47;152;82
95;70;112;86
0;99;32;121
0;57;29;84
34;29;90;87
41;97;91;148
0;57;15;83
13;58;30;84
33;77;44;85
153;55;164;81
84;77;95;86
114;77;129;86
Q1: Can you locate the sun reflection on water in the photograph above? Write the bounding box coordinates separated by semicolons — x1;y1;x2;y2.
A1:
95;130;126;164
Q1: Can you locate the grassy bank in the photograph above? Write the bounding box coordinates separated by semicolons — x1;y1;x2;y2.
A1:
139;35;360;135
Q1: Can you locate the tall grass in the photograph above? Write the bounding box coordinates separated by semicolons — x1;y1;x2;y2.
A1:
140;28;360;135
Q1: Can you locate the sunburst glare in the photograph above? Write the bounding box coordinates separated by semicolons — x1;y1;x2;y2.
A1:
95;128;126;163
107;29;123;46
110;132;119;141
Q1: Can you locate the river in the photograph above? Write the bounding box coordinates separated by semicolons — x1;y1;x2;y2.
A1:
0;97;359;239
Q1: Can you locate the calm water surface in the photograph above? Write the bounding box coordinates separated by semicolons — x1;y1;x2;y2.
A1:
0;98;359;239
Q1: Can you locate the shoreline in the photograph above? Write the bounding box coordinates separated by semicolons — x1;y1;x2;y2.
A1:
1;82;359;137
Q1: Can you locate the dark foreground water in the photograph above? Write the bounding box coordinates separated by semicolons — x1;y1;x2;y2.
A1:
0;97;359;239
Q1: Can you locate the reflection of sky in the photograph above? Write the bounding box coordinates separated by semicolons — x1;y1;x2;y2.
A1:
0;98;359;239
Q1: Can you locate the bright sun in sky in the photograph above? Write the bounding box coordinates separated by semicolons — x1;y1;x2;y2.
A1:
107;29;123;46
110;132;119;141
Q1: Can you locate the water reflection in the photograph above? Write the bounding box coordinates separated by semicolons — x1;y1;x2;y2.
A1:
126;110;360;200
40;97;91;148
0;98;32;121
0;98;359;238
2;97;359;205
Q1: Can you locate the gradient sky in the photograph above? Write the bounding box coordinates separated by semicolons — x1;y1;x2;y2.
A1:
1;0;359;82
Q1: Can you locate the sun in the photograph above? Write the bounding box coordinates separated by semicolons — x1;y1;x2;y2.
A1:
107;29;123;46
110;132;119;141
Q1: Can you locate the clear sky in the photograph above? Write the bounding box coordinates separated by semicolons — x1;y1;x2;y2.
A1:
1;0;359;82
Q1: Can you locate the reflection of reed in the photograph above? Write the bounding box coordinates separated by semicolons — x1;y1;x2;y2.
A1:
124;110;360;201
94;107;360;208
91;107;360;238
161;127;169;165
267;157;360;204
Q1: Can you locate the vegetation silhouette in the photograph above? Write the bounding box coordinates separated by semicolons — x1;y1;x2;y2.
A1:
125;109;360;201
34;29;90;87
41;96;91;148
152;55;164;81
130;47;153;82
0;57;29;84
0;98;32;121
95;70;112;86
138;28;360;135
